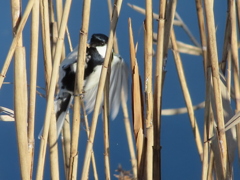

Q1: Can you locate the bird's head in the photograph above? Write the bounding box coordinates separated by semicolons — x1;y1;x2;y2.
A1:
89;34;108;58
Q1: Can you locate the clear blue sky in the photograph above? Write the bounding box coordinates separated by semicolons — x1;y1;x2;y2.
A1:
0;0;239;179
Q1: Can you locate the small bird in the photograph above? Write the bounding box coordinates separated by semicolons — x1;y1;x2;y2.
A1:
39;33;128;138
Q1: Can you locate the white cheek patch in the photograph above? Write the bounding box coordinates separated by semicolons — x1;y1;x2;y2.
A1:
96;45;107;58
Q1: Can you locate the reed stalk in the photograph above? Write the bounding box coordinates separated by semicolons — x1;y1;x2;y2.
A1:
229;0;240;166
81;1;123;178
107;0;119;53
201;67;213;180
128;18;144;179
103;65;111;180
68;0;92;178
171;29;203;161
163;0;177;56
195;0;208;74
11;0;30;179
36;0;72;179
0;0;35;88
40;1;60;179
144;0;154;179
39;0;53;90
14;46;30;180
121;91;138;179
62;114;71;179
81;101;99;180
236;0;240;32
28;1;39;178
152;1;166;179
203;0;228;178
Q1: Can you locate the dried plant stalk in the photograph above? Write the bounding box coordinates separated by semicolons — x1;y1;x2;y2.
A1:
11;0;30;178
14;46;30;180
195;0;208;74
36;0;73;179
121;91;138;179
0;0;35;88
203;0;228;178
103;67;111;180
144;0;154;178
40;0;53;90
201;68;212;180
128;18;142;179
81;1;123;178
40;0;60;179
48;113;60;180
68;0;92;178
107;0;119;53
171;29;203;161
163;0;177;56
81;101;99;180
62;114;71;179
162;101;205;115
229;0;240;165
28;1;39;178
153;0;166;179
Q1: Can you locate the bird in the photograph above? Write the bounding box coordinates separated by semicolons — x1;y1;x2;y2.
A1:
38;33;128;139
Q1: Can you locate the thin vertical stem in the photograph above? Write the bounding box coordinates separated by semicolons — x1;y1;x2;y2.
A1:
81;1;123;179
128;18;143;179
153;0;166;179
28;1;39;178
11;0;30;179
103;66;111;180
36;0;72;179
144;0;153;179
204;0;228;178
171;29;203;161
68;0;92;178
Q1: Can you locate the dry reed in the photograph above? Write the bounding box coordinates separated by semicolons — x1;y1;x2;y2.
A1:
2;0;240;180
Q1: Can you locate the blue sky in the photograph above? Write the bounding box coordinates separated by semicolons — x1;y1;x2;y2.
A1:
0;0;239;179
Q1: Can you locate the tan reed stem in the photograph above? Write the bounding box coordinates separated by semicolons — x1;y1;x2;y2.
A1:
195;0;208;74
128;18;144;179
62;114;71;179
171;29;203;161
103;65;111;180
203;0;228;178
68;0;92;178
40;1;60;179
144;0;154;179
36;0;72;179
0;0;35;88
11;0;30;179
201;67;212;180
28;1;39;178
14;46;30;180
80;1;123;178
163;0;177;56
229;0;240;167
81;101;99;180
107;0;119;53
39;0;53;90
236;0;240;32
121;90;138;179
153;1;167;179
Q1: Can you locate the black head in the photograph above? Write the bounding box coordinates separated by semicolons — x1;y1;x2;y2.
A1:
90;34;108;47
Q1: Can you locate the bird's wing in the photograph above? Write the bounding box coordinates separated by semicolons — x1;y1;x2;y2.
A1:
83;54;128;119
109;54;128;119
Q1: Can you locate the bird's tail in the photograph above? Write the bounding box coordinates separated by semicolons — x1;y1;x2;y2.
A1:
38;92;73;139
